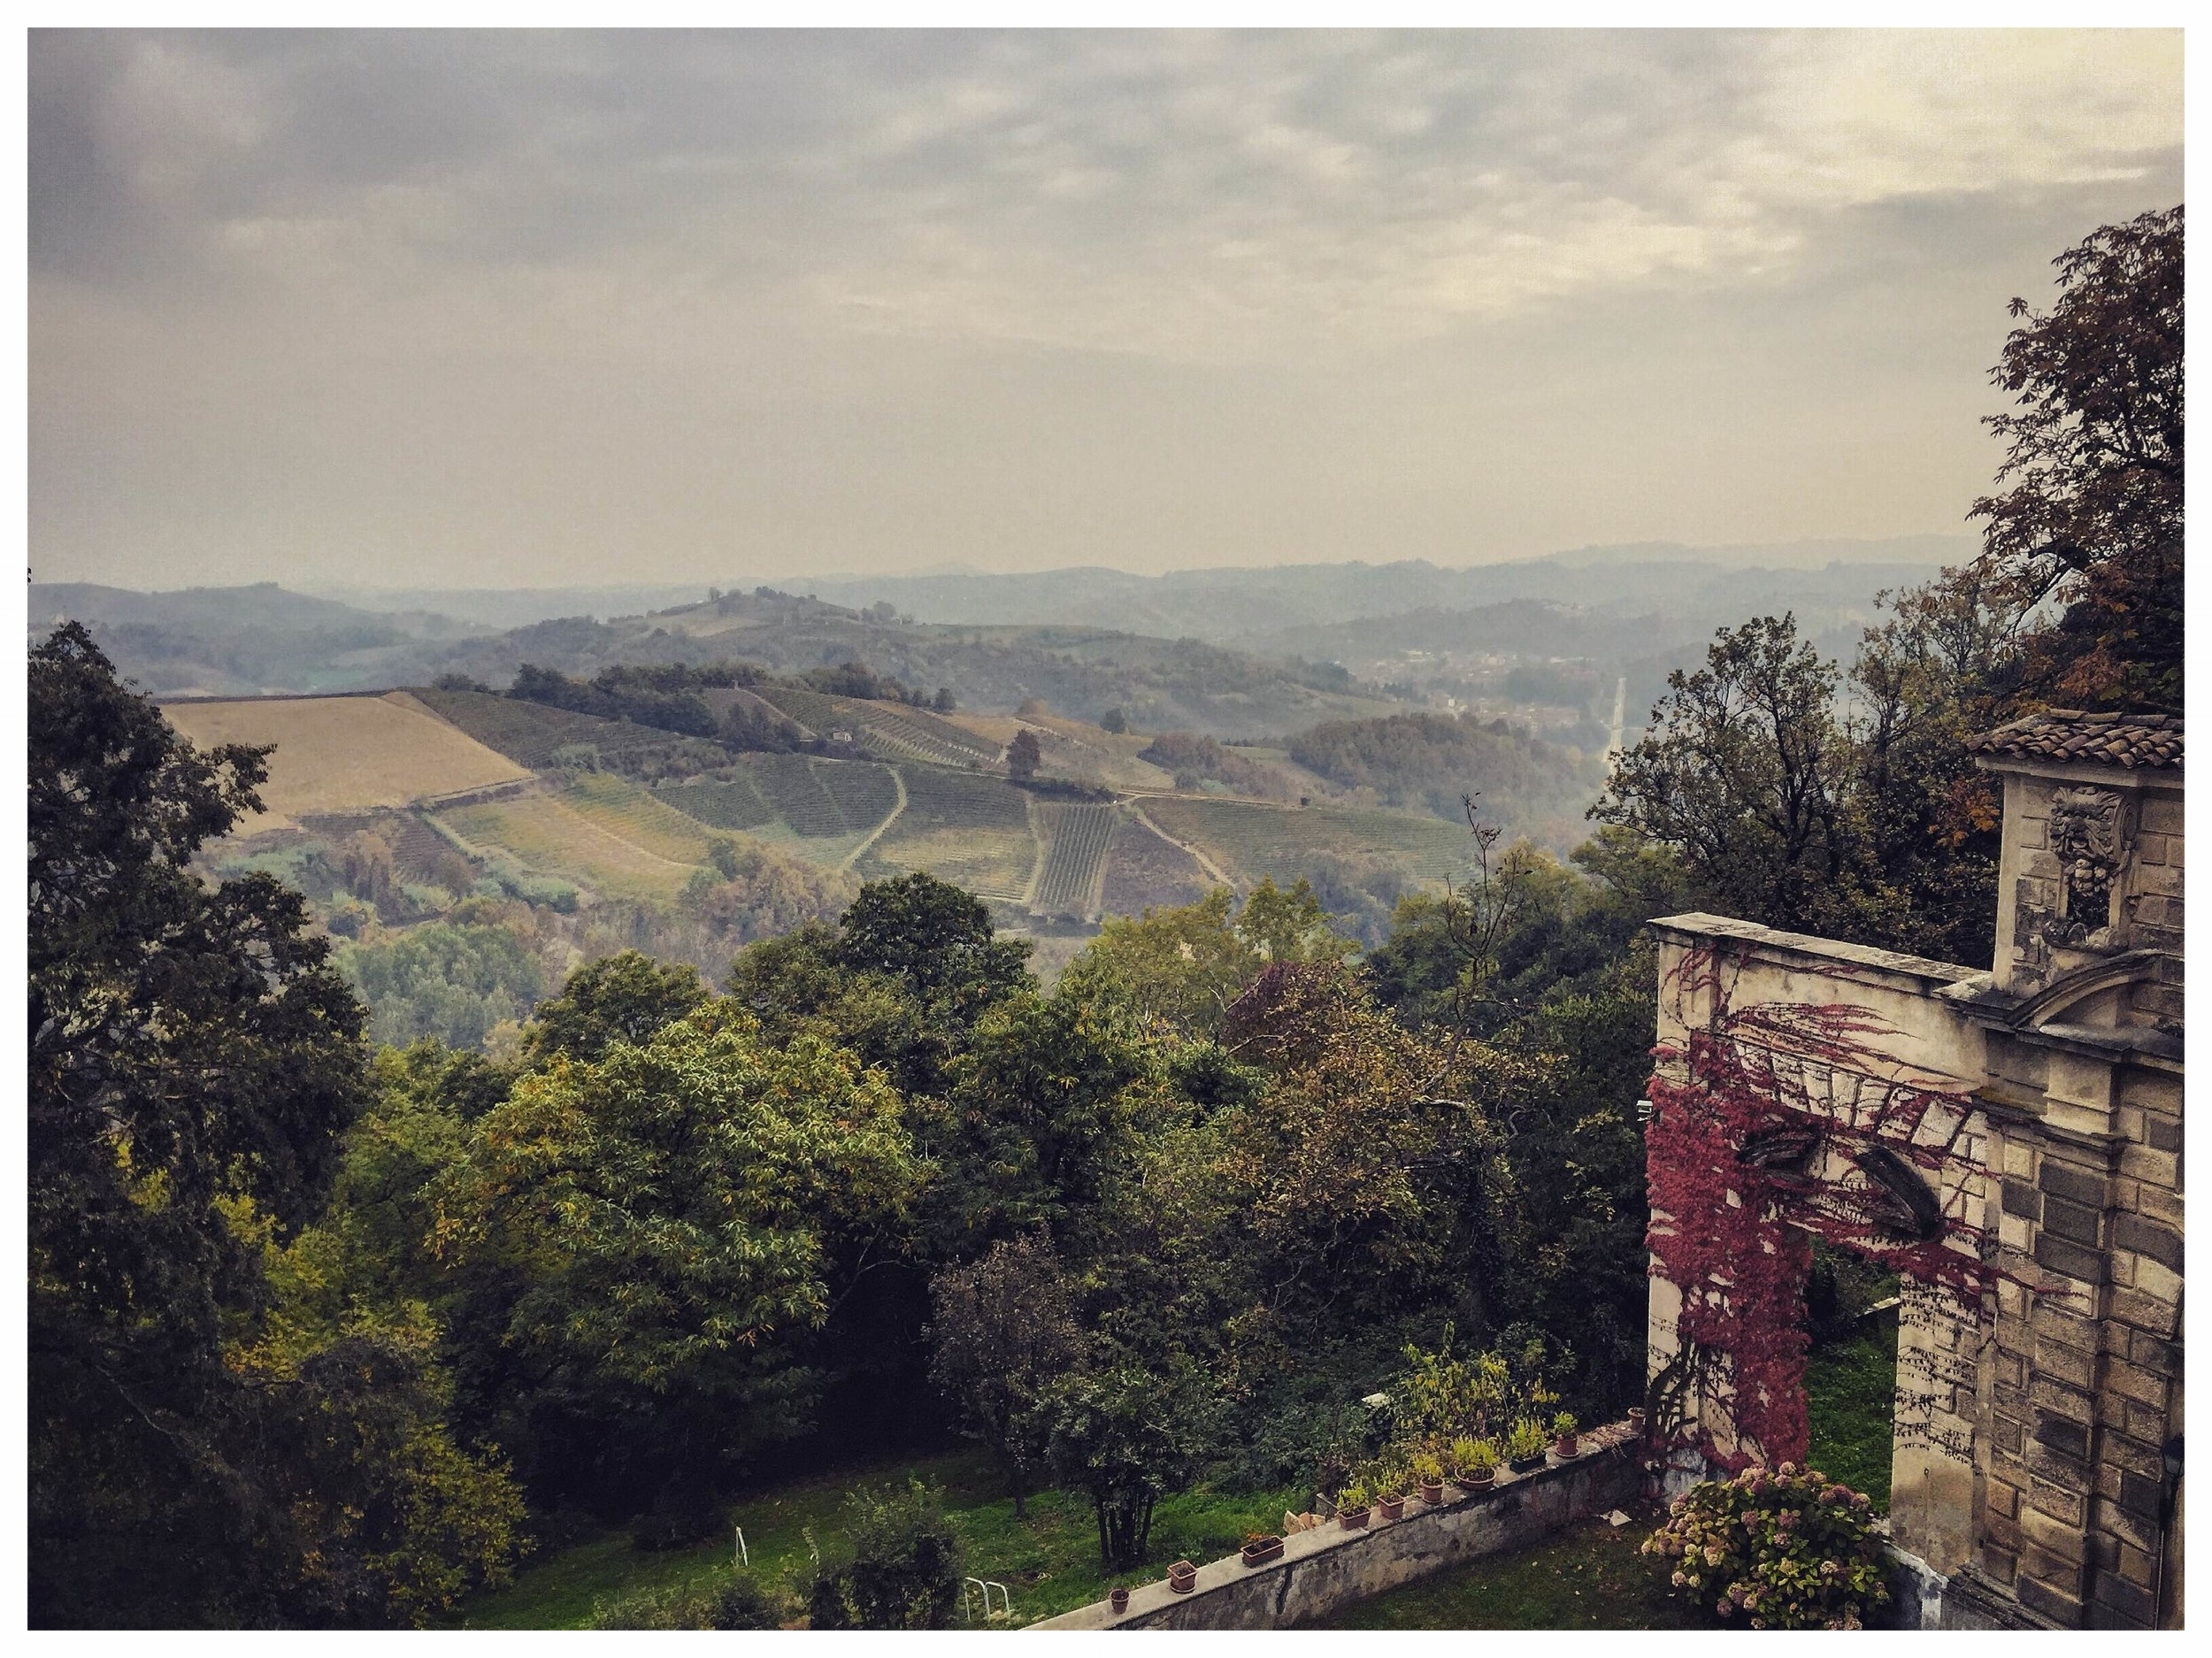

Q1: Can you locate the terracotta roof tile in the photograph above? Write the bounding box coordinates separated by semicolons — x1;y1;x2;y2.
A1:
1965;710;2182;770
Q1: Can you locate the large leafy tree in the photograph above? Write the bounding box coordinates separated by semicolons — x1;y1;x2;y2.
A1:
1970;203;2182;712
431;1002;919;1510
28;624;378;1623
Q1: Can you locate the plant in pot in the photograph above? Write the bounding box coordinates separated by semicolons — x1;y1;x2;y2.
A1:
1411;1450;1447;1507
1451;1437;1496;1493
1505;1418;1550;1475
1240;1531;1285;1568
1374;1457;1407;1523
1553;1411;1580;1458
1336;1480;1371;1531
1167;1560;1197;1594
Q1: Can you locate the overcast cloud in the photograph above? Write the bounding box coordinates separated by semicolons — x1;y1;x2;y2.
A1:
29;28;2183;590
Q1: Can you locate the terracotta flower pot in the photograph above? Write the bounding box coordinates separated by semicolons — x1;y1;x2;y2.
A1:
1455;1470;1495;1493
1627;1409;1647;1435
1377;1494;1404;1522
1110;1588;1130;1614
1555;1435;1580;1459
1337;1506;1371;1531
1168;1561;1197;1594
1240;1535;1284;1567
1418;1478;1446;1507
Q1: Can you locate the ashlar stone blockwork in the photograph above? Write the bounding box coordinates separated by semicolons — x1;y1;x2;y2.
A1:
1644;720;2181;1630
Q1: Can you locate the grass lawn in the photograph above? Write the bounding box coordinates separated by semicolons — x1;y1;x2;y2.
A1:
452;1445;1295;1630
1805;1311;1899;1511
1313;1510;1701;1630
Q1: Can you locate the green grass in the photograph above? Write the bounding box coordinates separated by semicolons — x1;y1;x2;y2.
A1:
1805;1313;1899;1512
454;1447;1294;1630
1141;794;1476;888
1313;1512;1699;1630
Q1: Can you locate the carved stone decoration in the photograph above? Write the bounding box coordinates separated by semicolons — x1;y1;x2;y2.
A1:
2042;787;2124;949
1852;1145;1946;1240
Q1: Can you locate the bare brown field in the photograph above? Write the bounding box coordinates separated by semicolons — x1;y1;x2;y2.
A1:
161;692;530;830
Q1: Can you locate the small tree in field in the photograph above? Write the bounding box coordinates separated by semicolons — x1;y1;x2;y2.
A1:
926;1236;1084;1516
1006;728;1042;782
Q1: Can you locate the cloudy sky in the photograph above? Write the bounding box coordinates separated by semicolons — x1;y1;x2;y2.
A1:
29;28;2182;591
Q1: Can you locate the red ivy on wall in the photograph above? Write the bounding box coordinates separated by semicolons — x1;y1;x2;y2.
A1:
1646;947;2001;1473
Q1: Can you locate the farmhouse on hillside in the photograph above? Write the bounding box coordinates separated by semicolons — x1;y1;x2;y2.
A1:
1644;710;2184;1630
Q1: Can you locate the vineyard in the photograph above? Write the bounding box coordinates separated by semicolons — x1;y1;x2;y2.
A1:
411;686;678;769
1032;802;1117;917
745;754;851;837
1139;795;1474;890
865;766;1037;901
651;771;778;832
1098;813;1216;915
815;758;902;833
434;791;700;903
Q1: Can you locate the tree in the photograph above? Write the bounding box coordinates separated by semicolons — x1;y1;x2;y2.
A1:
28;624;378;1624
1593;615;1858;938
1235;876;1356;964
1043;1359;1217;1570
1006;727;1042;782
1100;706;1128;734
834;873;1032;1013
926;1238;1085;1516
520;948;708;1064
1970;203;2181;712
933;687;956;713
431;1002;919;1509
1056;888;1263;1041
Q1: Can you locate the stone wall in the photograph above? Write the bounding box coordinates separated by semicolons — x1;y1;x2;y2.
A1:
1031;1425;1640;1631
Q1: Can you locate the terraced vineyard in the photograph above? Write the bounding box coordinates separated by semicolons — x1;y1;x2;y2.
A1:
1033;802;1117;917
744;754;849;837
1141;795;1475;890
816;758;901;833
866;766;1036;901
651;771;777;831
852;702;998;768
1099;813;1215;914
757;687;841;738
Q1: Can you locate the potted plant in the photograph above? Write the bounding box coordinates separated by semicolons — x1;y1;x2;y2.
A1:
1240;1532;1285;1568
1110;1587;1131;1614
1627;1407;1647;1437
1168;1560;1197;1594
1505;1418;1550;1475
1553;1411;1581;1458
1375;1461;1406;1523
1336;1480;1371;1531
1451;1437;1496;1493
1412;1450;1447;1507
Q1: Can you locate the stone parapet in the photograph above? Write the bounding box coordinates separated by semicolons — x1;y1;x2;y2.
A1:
1029;1424;1640;1630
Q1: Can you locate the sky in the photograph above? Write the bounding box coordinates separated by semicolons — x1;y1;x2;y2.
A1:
28;28;2184;592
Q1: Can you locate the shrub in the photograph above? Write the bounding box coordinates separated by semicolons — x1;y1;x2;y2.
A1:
1504;1419;1549;1462
1642;1462;1891;1630
586;1570;783;1629
805;1481;966;1630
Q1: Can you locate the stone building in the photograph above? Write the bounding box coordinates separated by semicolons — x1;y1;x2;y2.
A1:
1641;710;2183;1629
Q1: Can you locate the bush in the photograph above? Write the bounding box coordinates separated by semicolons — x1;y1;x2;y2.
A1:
586;1570;783;1629
1642;1462;1891;1630
805;1480;966;1630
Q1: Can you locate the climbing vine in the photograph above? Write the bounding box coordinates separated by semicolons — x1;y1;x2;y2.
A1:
1645;945;2001;1473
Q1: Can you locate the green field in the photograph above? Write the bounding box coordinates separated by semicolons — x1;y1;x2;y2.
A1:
1141;795;1475;888
1805;1314;1899;1511
437;791;701;902
1313;1513;1695;1630
452;1447;1294;1631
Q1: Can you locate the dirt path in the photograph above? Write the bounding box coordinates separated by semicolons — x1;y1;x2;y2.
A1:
1130;802;1234;888
838;766;909;872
